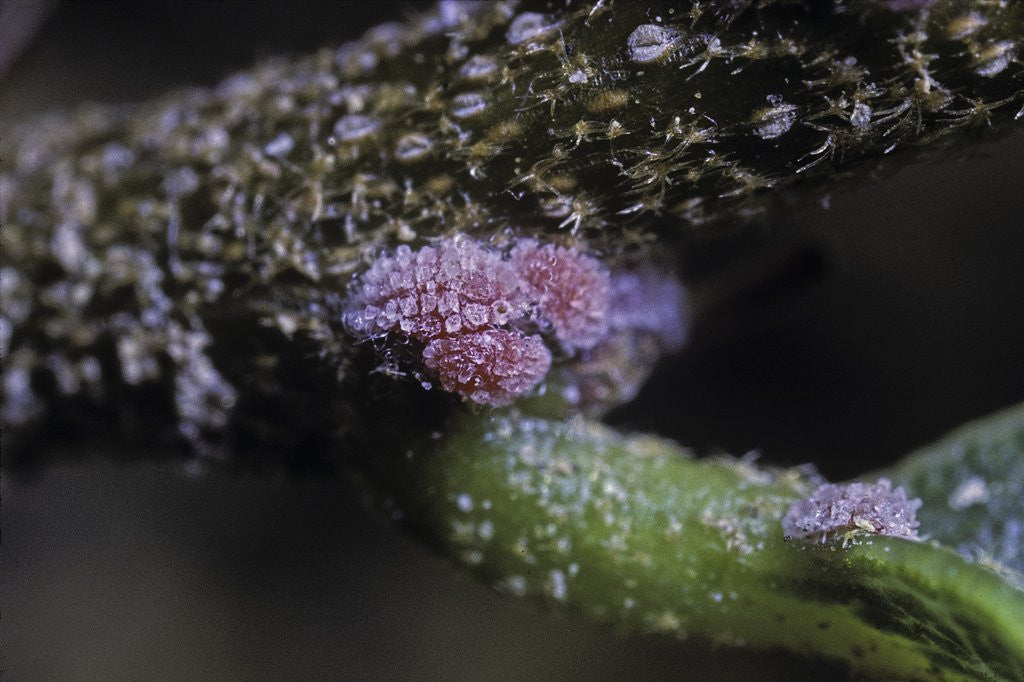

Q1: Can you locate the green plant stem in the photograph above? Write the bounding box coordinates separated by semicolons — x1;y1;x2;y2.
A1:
884;403;1024;576
380;409;1024;680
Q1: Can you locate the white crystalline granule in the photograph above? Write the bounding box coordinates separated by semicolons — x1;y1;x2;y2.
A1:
394;132;434;163
506;12;561;46
627;24;681;64
450;92;489;119
459;55;499;82
753;96;799;140
332;114;381;142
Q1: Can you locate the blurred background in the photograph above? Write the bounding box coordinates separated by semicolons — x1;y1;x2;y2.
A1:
2;2;1023;679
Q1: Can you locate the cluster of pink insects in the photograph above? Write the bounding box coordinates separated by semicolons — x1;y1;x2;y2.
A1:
343;234;614;406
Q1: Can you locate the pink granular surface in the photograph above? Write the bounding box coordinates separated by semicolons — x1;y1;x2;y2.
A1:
510;239;611;352
343;236;528;342
343;235;640;405
423;329;551;406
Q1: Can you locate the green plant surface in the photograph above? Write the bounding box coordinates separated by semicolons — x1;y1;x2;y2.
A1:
382;409;1024;681
885;403;1024;576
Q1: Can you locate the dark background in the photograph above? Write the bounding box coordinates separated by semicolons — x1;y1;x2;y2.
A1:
2;2;1023;679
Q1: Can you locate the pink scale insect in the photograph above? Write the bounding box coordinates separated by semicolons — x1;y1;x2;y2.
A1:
343;234;614;405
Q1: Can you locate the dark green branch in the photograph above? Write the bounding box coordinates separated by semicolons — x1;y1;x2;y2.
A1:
2;0;1021;465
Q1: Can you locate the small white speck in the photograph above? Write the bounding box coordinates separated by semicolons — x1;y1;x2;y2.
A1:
506;12;561;45
450;92;488;119
263;133;294;157
456;493;473;513
478;520;495;541
501;575;528;597
547;569;568;601
975;41;1015;77
627;24;680;64
394;132;433;163
948;476;989;510
753;97;798;140
622;23;679;64
459;55;499;82
850;102;872;128
333;114;380;142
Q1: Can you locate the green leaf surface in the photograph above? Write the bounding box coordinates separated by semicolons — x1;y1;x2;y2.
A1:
386;411;1024;680
885;403;1024;577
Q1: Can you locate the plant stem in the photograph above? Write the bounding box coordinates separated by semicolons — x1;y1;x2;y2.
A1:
380;409;1024;680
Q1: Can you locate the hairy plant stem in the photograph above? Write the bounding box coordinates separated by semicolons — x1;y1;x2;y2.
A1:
2;0;1022;465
